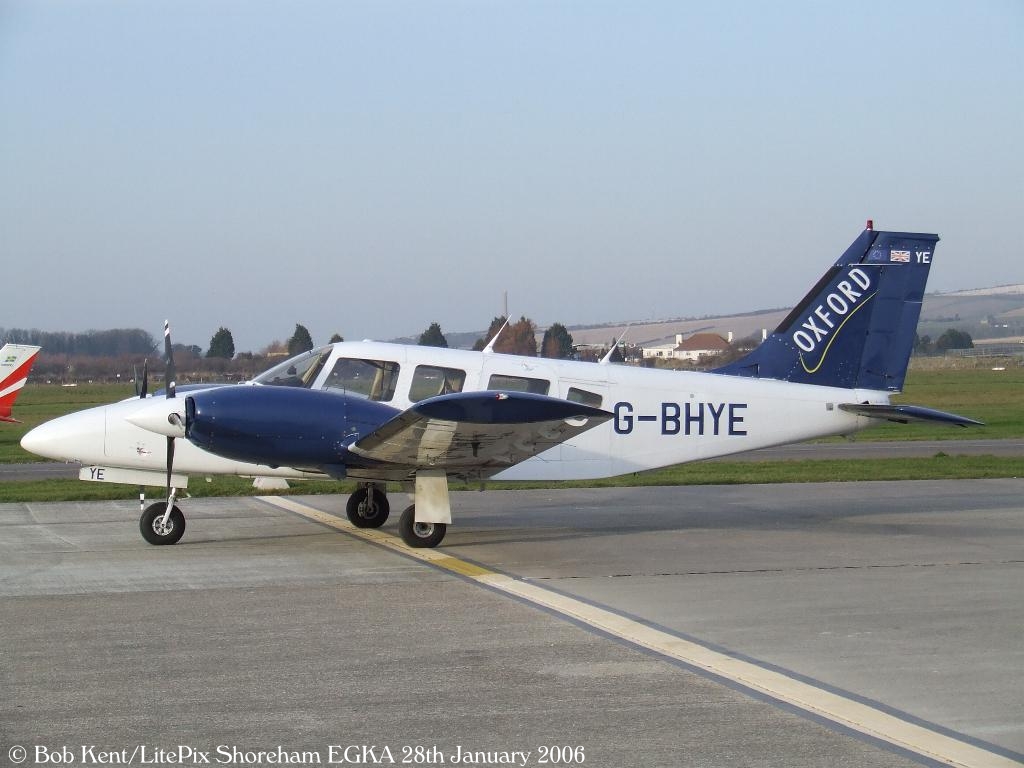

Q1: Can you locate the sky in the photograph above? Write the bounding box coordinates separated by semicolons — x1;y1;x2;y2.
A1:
1;1;1021;353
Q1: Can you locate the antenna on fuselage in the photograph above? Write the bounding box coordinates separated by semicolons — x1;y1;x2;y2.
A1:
599;325;631;365
482;316;511;354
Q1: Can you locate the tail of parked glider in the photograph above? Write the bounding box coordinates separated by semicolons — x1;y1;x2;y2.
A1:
714;223;936;392
0;343;42;423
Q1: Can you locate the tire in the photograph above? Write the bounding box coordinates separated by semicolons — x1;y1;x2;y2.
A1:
398;504;446;548
346;487;390;528
139;502;186;545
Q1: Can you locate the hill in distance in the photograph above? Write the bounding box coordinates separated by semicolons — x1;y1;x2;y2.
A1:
396;285;1024;350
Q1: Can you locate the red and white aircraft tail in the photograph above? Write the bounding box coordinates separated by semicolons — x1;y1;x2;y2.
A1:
0;343;42;423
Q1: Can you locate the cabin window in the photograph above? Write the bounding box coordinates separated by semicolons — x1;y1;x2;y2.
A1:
566;387;603;408
253;346;331;389
487;373;550;395
323;358;400;401
409;365;467;402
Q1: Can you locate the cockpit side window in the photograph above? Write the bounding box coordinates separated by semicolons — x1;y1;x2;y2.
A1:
566;387;603;408
253;347;331;388
487;373;550;395
409;365;467;402
323;358;400;401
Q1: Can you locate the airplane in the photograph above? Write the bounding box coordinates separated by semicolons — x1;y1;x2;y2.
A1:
1;343;42;423
20;222;982;548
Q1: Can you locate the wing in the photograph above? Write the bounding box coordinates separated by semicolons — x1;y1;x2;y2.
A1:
838;402;983;427
347;390;611;473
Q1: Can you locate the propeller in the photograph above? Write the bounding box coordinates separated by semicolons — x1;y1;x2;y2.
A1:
135;358;149;511
125;325;183;521
164;320;176;400
137;359;149;399
160;321;181;523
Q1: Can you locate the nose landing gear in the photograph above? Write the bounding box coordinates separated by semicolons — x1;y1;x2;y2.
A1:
140;502;185;545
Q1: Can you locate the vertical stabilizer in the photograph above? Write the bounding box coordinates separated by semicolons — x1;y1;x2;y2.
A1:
714;226;937;392
0;344;42;423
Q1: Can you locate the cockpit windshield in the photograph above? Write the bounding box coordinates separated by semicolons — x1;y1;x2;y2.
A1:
252;346;332;389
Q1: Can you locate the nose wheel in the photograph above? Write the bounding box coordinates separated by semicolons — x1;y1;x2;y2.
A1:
139;502;186;545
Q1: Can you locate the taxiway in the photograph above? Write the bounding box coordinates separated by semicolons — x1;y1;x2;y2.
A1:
2;480;1022;767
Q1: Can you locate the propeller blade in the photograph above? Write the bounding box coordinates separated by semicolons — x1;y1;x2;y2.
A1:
163;320;176;399
140;359;149;399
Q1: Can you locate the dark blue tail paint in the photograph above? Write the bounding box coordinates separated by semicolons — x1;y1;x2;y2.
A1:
714;226;938;392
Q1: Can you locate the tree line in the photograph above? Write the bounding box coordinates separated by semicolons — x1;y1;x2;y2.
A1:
203;317;579;360
5;318;583;384
0;327;157;357
914;329;974;354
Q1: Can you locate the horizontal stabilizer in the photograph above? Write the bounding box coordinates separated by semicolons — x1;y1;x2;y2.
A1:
838;403;984;427
350;391;611;470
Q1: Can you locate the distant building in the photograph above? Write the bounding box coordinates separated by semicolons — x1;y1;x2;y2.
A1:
642;332;732;362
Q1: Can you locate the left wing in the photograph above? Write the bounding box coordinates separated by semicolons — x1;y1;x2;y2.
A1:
348;390;611;473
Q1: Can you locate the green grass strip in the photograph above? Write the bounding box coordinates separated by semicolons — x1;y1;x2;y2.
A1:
1;455;1020;504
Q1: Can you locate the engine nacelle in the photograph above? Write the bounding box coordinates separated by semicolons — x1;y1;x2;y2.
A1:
185;386;400;469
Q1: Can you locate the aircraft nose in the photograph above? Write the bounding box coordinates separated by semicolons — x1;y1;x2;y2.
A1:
21;420;60;459
21;407;106;463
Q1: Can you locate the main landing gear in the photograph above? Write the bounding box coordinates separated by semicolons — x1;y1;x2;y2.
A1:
398;505;447;548
343;482;449;548
345;484;390;528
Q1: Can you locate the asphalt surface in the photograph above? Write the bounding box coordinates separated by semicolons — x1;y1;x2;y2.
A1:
2;480;1022;767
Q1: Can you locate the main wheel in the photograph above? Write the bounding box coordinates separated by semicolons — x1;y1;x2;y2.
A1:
140;502;186;545
398;504;446;548
346;486;390;528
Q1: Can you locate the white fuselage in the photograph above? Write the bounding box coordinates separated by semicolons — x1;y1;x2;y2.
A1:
24;340;887;486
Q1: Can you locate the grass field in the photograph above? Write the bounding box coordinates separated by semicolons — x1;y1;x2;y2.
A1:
1;366;1020;502
877;365;1024;440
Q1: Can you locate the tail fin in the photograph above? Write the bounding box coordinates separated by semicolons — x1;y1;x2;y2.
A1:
714;224;937;392
0;343;42;423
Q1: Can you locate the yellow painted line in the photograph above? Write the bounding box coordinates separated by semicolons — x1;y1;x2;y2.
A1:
261;496;1018;768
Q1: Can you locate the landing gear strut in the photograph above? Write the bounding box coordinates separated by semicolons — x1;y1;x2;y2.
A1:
139;502;186;545
398;504;447;548
346;484;390;528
